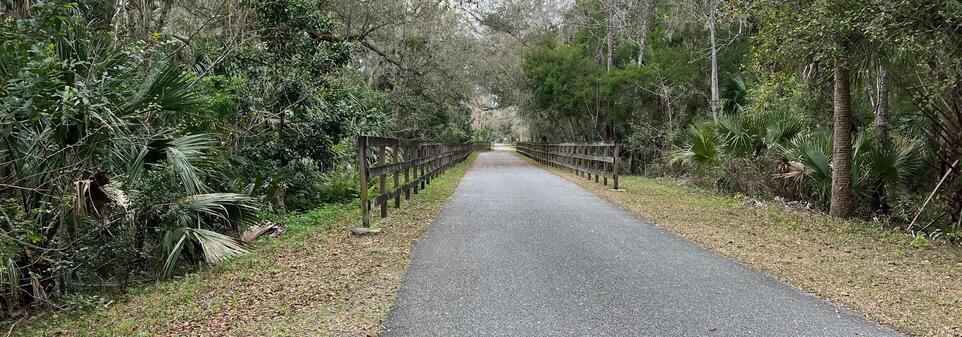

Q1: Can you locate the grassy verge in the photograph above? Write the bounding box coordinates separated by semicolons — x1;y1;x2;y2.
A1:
15;154;478;337
534;160;962;337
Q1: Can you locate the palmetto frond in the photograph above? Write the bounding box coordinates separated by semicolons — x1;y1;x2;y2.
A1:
670;123;720;168
191;228;248;263
163;192;255;278
162;227;248;278
762;112;804;151
167;134;214;194
125;61;200;114
1;258;22;305
717;113;758;156
111;145;149;182
781;133;833;201
175;192;256;227
851;133;873;191
162;229;189;277
864;137;925;190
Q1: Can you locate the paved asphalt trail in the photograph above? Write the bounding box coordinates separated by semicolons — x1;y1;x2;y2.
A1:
381;148;901;337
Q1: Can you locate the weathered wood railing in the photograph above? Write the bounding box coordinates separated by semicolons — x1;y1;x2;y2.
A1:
516;142;620;189
357;136;488;228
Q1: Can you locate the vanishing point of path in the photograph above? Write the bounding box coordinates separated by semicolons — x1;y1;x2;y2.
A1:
382;148;901;336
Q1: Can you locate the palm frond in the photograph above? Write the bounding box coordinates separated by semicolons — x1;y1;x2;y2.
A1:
762;112;804;149
125;61;200;114
162;228;189;278
176;192;257;227
111;145;149;182
240;221;284;243
162;227;248;277
717;114;758;156
29;272;48;302
167;134;213;194
2;258;22;305
782;132;833;201
865;137;925;190
851;132;873;190
670;123;720;168
190;228;248;264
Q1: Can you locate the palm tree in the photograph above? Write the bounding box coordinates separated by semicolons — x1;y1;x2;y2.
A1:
742;0;869;218
830;60;854;218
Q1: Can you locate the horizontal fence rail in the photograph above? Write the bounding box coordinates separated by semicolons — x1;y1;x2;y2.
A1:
358;136;489;228
516;142;620;189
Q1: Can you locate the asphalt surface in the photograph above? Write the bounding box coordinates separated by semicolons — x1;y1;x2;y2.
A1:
381;149;902;337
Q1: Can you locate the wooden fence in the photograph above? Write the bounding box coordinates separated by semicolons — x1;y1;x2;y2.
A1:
357;136;488;228
516;142;620;189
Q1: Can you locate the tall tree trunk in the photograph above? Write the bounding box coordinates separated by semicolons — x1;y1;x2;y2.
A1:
707;5;720;122
156;0;173;34
875;67;891;146
830;61;854;218
5;0;30;18
636;23;647;66
945;81;962;229
872;66;891;213
18;0;31;17
605;0;614;72
138;0;151;44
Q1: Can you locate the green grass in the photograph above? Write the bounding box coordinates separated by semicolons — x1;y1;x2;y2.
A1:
539;164;962;337
12;154;478;337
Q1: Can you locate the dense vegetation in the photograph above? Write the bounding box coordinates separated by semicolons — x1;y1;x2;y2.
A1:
2;0;961;327
0;0;490;317
502;0;962;238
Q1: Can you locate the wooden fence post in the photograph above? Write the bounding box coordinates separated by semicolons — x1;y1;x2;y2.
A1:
584;145;588;177
378;145;387;218
581;146;591;181
419;144;426;190
412;143;419;195
426;145;433;185
571;145;585;177
393;141;401;209
594;146;600;184
613;144;620;190
602;145;609;186
358;136;370;228
405;143;412;200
